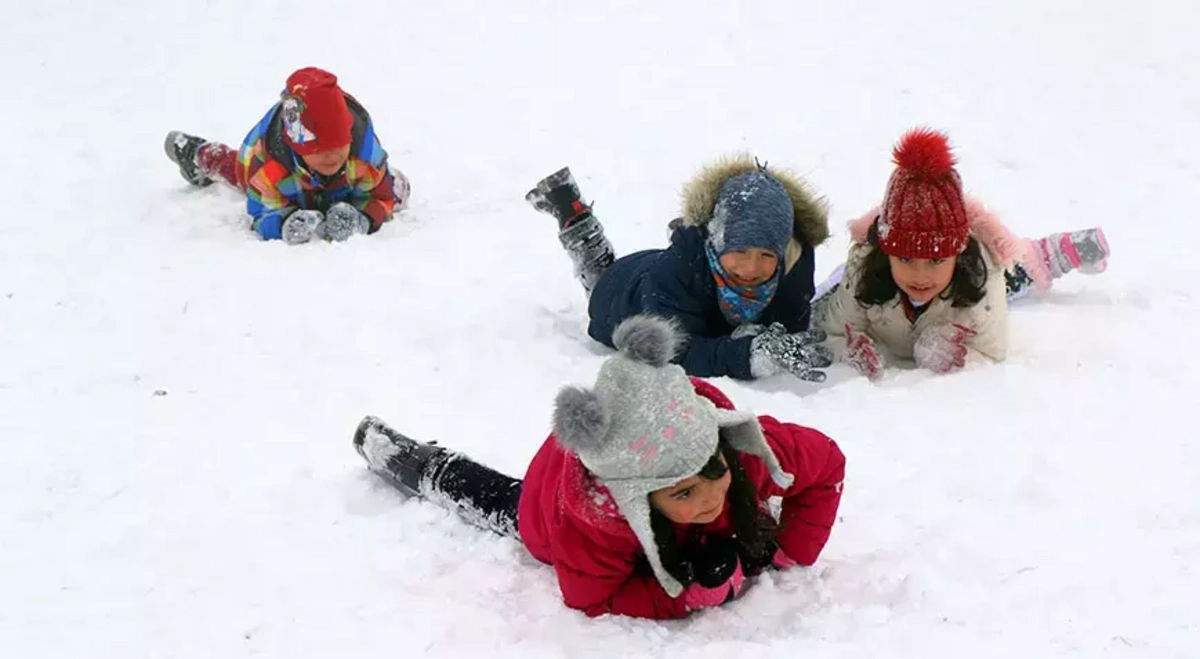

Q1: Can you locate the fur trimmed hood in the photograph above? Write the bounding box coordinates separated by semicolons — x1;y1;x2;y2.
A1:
678;154;831;248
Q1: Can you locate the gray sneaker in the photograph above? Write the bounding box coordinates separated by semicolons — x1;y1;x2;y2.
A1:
1068;228;1109;274
164;131;213;187
1039;228;1110;276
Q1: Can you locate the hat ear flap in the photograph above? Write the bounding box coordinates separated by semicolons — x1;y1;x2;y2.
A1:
611;494;685;598
552;386;610;454
712;408;795;488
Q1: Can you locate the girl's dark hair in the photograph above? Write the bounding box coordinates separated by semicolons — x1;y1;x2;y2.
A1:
855;220;988;308
650;435;779;585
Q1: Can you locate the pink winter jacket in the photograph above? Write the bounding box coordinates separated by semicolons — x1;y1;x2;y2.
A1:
813;197;1022;365
516;378;846;620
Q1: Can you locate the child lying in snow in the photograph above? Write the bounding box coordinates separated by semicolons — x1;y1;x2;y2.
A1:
354;315;845;620
525;157;835;384
164;67;410;244
812;128;1110;378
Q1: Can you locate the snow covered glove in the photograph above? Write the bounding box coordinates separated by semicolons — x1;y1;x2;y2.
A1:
749;323;833;382
320;202;371;242
844;324;885;380
681;536;745;611
281;210;324;245
913;323;977;374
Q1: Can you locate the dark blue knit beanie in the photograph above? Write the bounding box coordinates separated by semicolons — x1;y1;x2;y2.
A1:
707;170;793;257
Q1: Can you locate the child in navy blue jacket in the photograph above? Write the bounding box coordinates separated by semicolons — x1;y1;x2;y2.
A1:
527;156;833;382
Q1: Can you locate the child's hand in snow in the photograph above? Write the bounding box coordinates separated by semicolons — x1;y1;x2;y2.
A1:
913;323;977;374
771;547;799;570
749;323;833;382
844;324;884;380
281;210;324;245
680;536;745;611
320;202;371;242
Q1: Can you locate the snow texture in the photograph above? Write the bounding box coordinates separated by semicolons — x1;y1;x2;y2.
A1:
2;0;1199;657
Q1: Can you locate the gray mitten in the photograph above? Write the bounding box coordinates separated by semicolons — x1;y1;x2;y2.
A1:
749;323;833;382
281;209;324;245
320;202;371;242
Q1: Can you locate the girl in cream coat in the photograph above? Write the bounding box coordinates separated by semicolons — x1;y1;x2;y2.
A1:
813;128;1110;378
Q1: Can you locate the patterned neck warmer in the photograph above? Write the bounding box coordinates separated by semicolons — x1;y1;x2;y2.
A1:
705;242;781;326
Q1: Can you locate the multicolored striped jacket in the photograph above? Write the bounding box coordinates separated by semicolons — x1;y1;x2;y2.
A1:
235;94;401;240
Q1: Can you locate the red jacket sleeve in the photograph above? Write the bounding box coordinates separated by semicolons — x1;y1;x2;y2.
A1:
752;416;846;566
551;520;689;620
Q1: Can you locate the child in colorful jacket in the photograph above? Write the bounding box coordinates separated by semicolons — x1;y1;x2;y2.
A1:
525;157;834;383
164;67;410;244
354;315;845;619
813;128;1110;378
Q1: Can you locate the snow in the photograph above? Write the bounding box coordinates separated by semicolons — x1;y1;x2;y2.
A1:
2;0;1199;657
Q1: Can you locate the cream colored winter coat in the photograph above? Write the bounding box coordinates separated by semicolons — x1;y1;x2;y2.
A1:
813;198;1025;365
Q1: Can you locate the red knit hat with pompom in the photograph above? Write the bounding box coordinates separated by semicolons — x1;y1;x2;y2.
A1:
878;128;969;259
279;67;353;156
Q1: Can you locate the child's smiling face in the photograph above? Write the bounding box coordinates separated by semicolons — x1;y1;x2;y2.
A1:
888;254;958;304
718;248;779;287
649;453;732;525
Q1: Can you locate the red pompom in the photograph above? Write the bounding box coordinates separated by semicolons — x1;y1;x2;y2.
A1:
892;127;957;176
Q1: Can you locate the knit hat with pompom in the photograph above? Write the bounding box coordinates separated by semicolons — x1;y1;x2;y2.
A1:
551;314;793;597
878;128;970;259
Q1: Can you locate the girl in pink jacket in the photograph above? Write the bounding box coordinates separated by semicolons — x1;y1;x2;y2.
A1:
812;128;1110;378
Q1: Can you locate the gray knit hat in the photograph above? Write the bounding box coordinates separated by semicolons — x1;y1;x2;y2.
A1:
552;314;794;597
707;169;794;258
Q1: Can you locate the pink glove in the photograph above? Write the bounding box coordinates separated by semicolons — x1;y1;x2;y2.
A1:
913;323;977;373
844;324;884;380
683;560;745;611
771;548;798;570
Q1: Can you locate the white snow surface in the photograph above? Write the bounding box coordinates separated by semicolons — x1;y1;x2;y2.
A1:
3;1;1199;657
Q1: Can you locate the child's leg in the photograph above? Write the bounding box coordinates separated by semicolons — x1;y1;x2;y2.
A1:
526;167;616;296
558;216;617;295
195;142;243;190
1015;228;1110;293
420;453;522;537
164;131;244;191
354;416;521;537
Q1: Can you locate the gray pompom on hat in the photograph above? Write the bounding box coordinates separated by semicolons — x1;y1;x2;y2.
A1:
552;314;794;597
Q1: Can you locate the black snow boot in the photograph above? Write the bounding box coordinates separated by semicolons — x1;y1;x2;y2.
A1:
525;166;593;230
164;130;214;187
354;416;448;497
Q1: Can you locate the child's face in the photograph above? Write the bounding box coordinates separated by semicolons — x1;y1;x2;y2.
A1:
718;248;779;287
300;144;352;176
888;255;957;304
649;454;732;525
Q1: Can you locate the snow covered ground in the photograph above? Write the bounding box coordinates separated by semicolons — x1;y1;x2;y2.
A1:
3;1;1199;657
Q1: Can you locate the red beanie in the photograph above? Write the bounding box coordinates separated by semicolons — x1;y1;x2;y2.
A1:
279;67;353;156
878;128;969;259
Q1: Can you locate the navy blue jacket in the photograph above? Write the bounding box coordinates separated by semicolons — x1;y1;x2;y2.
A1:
587;223;818;380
